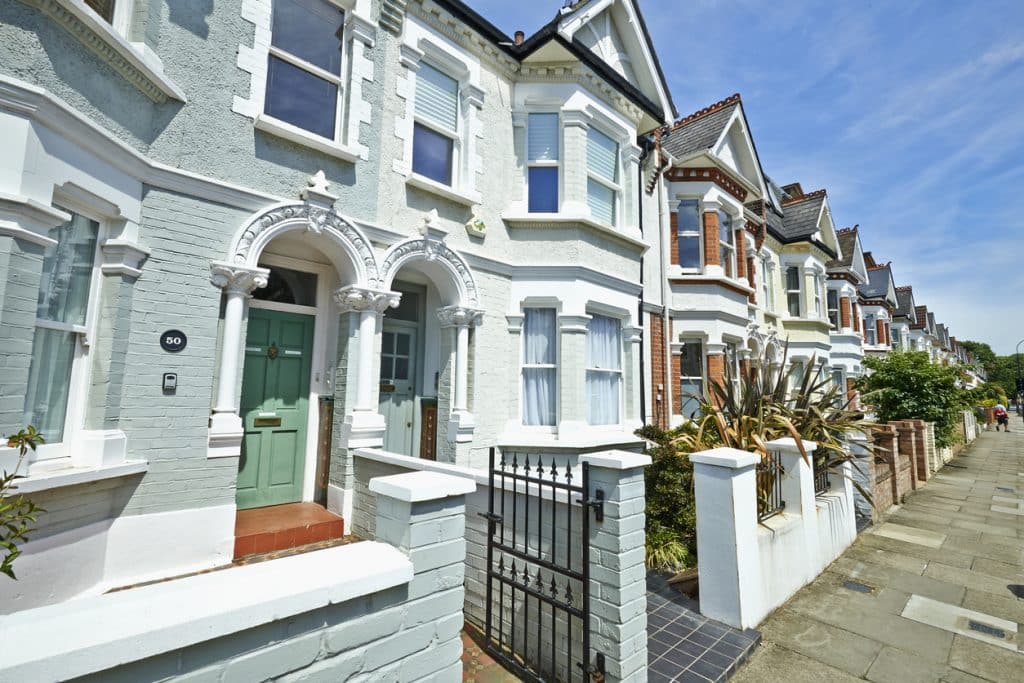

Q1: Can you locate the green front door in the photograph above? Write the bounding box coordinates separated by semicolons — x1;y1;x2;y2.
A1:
237;308;314;509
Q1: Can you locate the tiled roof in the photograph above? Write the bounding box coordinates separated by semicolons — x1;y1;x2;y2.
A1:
778;191;825;240
912;305;928;330
662;95;740;158
895;286;916;319
859;264;893;300
827;227;858;269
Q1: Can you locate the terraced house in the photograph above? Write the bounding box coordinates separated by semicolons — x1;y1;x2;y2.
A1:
826;226;869;404
0;0;676;610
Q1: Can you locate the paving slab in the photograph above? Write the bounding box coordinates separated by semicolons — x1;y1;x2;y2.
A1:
900;594;1018;651
948;635;1024;683
736;423;1024;680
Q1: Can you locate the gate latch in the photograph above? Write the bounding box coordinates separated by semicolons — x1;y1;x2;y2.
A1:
583;489;604;523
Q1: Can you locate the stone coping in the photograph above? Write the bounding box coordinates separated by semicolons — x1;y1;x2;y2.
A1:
0;542;411;681
369;470;477;502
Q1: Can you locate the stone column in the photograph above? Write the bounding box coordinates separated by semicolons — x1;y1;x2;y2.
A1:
437;306;484;462
208;262;269;458
691;447;762;629
370;471;475;680
579;451;652;683
333;286;401;446
768;438;819;567
558;314;591;438
623;325;643;431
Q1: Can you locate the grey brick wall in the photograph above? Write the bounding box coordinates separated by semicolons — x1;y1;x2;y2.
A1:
0;236;45;436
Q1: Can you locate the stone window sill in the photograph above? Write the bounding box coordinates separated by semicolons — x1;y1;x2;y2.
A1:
405;173;480;207
10;460;148;495
668;273;754;295
497;429;645;451
35;0;186;103
502;213;647;252
254;115;362;163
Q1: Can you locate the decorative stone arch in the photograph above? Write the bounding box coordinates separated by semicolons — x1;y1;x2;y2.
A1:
372;212;479;308
229;200;379;288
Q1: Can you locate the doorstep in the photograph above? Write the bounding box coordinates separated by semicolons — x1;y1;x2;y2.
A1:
234;502;345;559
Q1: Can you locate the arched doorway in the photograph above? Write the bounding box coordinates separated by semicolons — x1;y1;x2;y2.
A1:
376;226;482;464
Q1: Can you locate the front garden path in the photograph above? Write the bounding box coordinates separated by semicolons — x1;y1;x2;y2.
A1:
734;417;1024;682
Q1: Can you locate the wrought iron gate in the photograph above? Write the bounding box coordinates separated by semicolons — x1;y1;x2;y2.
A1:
481;447;603;682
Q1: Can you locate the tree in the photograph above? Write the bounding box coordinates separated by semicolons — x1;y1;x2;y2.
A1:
859;351;971;448
959;340;996;373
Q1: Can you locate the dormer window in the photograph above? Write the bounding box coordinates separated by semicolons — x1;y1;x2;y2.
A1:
586;127;619;225
412;63;460;186
264;0;346;141
527;113;560;213
718;210;735;278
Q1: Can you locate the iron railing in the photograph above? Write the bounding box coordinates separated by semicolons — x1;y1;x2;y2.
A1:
482;447;600;682
812;455;831;495
756;451;785;521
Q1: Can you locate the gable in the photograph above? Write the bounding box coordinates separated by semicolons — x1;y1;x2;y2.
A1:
713;115;763;193
851;240;868;282
557;0;674;121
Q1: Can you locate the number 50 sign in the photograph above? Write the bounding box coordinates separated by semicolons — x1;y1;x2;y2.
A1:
160;330;188;353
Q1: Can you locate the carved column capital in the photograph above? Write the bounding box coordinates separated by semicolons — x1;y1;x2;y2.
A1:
437;305;484;328
333;285;401;314
210;261;269;296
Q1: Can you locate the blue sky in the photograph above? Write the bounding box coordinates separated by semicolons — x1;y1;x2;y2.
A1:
469;0;1024;354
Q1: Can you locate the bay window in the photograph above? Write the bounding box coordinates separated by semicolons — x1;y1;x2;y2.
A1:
585;315;622;425
676;200;701;269
24;211;100;447
527;113;560;213
264;0;346;141
719;210;735;278
785;266;802;316
522;308;557;426
680;340;704;419
827;289;839;329
586;127;619;225
865;314;877;345
412;62;459;185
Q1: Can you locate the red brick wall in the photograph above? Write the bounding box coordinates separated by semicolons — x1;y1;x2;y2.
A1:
735;229;746;279
702;211;720;267
648;312;667;428
894;421;919;490
910;420;929;482
707;353;725;405
746;256;756;303
875;319;885;346
670;351;682;418
840;296;851;329
846;377;858;409
873;425;902;507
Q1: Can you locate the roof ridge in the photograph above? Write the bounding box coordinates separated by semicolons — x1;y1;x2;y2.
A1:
867;262;891;270
895;285;913;292
780;188;826;206
666;93;741;132
836;225;859;235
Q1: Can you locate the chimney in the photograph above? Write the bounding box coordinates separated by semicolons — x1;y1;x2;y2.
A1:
514;30;525;45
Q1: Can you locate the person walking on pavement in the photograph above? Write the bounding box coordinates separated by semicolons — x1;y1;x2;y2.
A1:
994;403;1010;432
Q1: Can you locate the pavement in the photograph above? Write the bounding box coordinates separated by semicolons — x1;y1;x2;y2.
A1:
734;417;1024;683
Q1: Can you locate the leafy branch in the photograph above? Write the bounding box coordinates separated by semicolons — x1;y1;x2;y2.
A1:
2;426;45;580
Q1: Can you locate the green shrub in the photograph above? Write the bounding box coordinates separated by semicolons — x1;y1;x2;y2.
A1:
2;426;44;580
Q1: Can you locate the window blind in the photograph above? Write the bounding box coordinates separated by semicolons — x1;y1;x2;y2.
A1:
415;63;458;132
528;113;559;161
587;128;618;183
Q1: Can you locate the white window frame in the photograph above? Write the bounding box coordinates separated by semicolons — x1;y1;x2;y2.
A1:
865;313;877;345
891;325;902;348
724;341;742;394
785;266;803;317
520;306;559;431
761;255;776;313
260;0;349;147
525;111;561;214
586;125;622;227
25;203;105;463
585;312;624;427
679;339;704;420
813;274;823;318
411;59;462;188
827;289;840;330
718;210;736;278
676;198;702;271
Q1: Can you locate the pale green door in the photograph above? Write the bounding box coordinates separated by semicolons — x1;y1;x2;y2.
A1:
379;321;417;456
237;308;314;509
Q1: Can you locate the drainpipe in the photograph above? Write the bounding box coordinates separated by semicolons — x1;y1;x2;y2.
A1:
638;136;649;425
658;153;673;427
